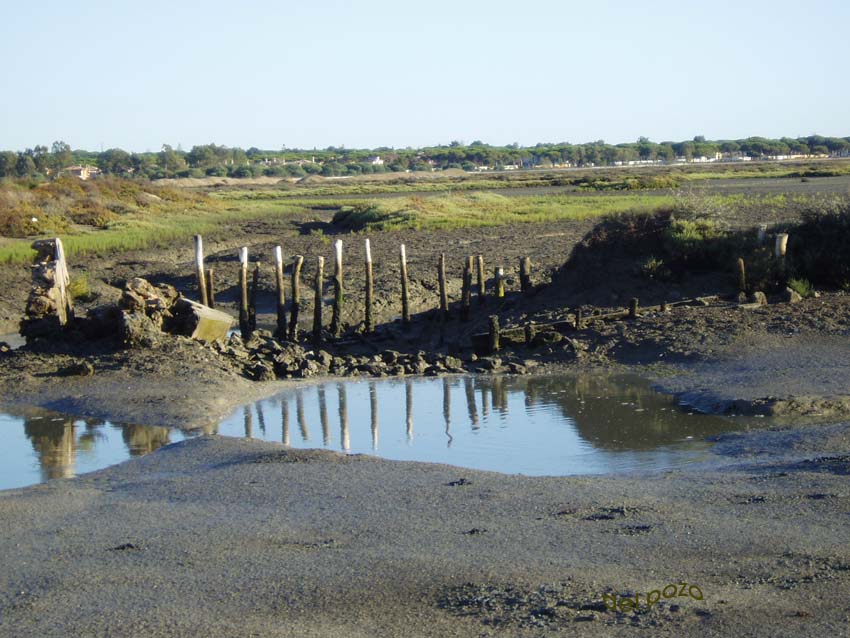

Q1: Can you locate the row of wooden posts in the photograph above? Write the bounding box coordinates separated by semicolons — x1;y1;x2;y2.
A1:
192;235;534;345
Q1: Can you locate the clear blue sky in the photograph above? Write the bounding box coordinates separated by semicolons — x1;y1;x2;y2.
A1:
1;0;848;152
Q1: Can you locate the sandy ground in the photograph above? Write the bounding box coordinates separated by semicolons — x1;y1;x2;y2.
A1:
1;432;849;637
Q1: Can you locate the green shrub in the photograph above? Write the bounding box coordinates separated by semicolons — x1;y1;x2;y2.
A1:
789;201;850;289
787;278;813;298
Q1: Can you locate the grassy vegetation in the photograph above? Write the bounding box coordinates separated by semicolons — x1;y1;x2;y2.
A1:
325;192;678;231
0;178;304;264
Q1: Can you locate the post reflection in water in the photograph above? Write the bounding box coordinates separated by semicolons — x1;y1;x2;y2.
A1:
296;389;309;441
464;376;479;429
23;416;77;480
5;373;752;491
479;383;490;419
8;410;181;490
405;378;414;443
318;386;330;446
243;405;253;439
281;399;290;446
337;383;350;452
442;376;453;447
208;374;751;476
369;381;379;450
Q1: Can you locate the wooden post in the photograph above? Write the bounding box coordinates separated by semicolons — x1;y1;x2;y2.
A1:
775;233;789;283
575;308;583;330
660;301;668;312
331;240;344;337
524;323;534;345
238;247;251;339
289;255;303;341
274;246;287;340
476;255;485;305
628;297;639;320
519;256;532;293
249;263;260;331
736;257;747;294
400;244;410;326
194;235;209;307
364;239;374;333
205;268;215;309
312;256;324;345
438;253;449;319
488;315;500;353
461;256;473;321
495;267;505;298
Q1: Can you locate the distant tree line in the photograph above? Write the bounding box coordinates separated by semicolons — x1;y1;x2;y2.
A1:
2;135;849;181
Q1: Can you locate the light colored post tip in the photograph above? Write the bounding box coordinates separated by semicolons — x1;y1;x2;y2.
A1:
239;247;248;265
365;238;372;263
274;245;283;264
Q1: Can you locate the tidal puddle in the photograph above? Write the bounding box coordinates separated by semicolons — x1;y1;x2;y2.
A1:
0;374;753;490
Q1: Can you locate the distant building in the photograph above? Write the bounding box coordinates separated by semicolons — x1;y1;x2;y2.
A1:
366;156;384;166
62;165;100;180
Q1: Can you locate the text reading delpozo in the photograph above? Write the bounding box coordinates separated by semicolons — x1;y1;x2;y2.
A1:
603;582;703;612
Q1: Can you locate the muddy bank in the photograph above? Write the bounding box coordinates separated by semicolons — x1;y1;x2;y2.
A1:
1;432;849;637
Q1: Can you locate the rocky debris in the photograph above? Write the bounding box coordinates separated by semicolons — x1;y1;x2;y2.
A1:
120;278;179;329
119;310;162;349
20;238;74;341
0;342;11;354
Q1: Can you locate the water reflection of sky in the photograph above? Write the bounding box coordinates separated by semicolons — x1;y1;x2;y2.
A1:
0;374;752;490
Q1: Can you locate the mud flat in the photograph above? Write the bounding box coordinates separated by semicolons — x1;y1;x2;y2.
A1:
1;426;849;637
2;213;850;636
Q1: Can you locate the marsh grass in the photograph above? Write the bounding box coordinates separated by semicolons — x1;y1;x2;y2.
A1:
327;192;677;231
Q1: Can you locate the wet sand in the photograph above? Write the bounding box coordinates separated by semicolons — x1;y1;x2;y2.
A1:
1;430;849;637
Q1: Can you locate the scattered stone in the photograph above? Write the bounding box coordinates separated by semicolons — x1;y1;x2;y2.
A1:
0;342;10;354
58;360;95;377
246;360;275;382
749;291;768;306
119;310;161;348
784;287;803;304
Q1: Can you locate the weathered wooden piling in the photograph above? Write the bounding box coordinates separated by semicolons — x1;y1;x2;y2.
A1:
289;255;303;341
628;297;639;319
331;240;344;337
524;323;534;345
400;244;410;325
736;257;747;294
476;255;485;305
461;256;473;321
495;267;505;298
575;308;583;330
364;239;374;333
775;233;789;282
660;301;668;312
438;253;449;319
488;315;500;353
205;268;215;308
274;246;287;340
238;247;251;339
313;256;324;345
194;235;209;307
249;263;260;331
519;256;532;293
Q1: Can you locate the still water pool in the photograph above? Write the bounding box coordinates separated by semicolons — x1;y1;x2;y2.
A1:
0;374;753;490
